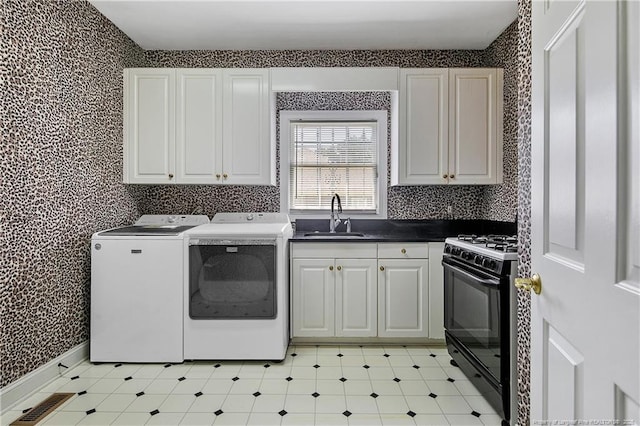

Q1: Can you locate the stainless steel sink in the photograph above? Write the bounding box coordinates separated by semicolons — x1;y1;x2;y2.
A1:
303;232;366;238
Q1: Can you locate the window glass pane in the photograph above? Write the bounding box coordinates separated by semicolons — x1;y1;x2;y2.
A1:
289;121;378;211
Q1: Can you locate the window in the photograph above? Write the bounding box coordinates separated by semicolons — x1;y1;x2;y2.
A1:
280;110;387;218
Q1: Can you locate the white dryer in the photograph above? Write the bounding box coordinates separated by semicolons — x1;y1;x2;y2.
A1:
183;213;293;361
91;215;209;362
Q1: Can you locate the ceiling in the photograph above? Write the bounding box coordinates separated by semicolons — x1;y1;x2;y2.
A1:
89;0;518;51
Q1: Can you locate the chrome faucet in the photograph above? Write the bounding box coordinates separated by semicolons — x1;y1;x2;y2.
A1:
330;193;342;233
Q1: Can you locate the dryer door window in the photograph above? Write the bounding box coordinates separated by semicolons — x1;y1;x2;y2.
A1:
189;242;277;319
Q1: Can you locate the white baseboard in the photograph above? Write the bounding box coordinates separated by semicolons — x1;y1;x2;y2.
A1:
0;341;89;414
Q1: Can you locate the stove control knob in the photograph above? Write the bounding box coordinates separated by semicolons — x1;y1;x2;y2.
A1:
444;245;451;254
482;258;491;268
474;255;482;265
462;251;471;260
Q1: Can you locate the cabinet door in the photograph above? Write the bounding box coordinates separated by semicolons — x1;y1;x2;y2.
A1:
448;68;503;185
124;69;175;184
335;259;377;337
377;259;429;337
428;242;445;339
395;69;448;185
176;69;223;184
292;259;335;337
222;69;273;185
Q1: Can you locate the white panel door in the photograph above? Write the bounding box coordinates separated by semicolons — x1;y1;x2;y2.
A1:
124;69;175;184
176;69;222;184
377;259;428;338
222;69;272;185
292;259;335;337
448;68;502;185
530;0;639;423
335;259;377;337
396;69;449;185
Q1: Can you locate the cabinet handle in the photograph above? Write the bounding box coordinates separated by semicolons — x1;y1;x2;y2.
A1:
216;174;221;179
450;174;455;179
223;173;228;179
168;173;174;179
337;265;342;271
443;174;448;179
329;266;334;271
379;266;385;271
401;248;406;254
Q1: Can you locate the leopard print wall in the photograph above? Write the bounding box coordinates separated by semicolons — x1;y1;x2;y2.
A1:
134;44;518;221
0;0;147;388
482;21;519;222
1;2;529;413
515;1;533;424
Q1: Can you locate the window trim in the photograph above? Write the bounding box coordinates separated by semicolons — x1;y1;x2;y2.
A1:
280;110;388;220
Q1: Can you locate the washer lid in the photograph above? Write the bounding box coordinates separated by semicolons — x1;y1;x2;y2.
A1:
212;212;291;224
99;225;197;236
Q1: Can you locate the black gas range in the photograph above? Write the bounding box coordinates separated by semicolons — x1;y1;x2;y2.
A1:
442;235;518;425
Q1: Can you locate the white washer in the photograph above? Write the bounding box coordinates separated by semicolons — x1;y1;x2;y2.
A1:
183;212;293;361
91;215;209;362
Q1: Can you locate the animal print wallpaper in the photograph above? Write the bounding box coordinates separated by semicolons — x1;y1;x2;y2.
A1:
1;0;147;387
1;2;530;424
515;1;533;424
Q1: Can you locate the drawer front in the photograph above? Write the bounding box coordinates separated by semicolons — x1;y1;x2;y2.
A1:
291;243;378;259
377;243;429;259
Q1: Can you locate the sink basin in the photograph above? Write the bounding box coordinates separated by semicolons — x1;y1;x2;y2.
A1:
303;232;366;238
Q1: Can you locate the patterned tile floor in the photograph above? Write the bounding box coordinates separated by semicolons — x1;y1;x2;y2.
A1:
2;346;502;425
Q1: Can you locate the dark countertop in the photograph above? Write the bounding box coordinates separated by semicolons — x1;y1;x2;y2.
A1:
291;219;517;243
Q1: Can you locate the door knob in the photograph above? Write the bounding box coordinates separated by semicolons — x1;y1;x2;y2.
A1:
515;274;542;295
379;266;385;271
337;266;342;271
329;266;334;271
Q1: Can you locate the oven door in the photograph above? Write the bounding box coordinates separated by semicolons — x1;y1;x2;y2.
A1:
188;239;277;319
443;256;504;382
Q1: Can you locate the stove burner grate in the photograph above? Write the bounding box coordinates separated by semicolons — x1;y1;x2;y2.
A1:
457;234;518;252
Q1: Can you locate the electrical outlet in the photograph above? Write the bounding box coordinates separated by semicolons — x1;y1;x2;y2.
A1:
447;205;453;215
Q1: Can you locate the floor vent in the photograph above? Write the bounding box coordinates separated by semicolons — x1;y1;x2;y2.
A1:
10;393;74;425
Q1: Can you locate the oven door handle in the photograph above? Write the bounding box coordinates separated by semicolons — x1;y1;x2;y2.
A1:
442;260;501;288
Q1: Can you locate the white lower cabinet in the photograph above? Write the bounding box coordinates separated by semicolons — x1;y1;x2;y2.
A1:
335;259;377;337
292;254;377;338
292;259;335;337
428;242;445;339
377;258;429;338
291;242;441;340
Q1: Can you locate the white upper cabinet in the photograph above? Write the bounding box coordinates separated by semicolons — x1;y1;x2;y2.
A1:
222;69;271;185
176;69;222;184
123;68;273;185
396;69;449;185
448;68;503;185
393;68;503;185
124;69;176;184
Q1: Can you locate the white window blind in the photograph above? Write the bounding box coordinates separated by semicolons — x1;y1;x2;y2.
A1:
289;120;378;211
